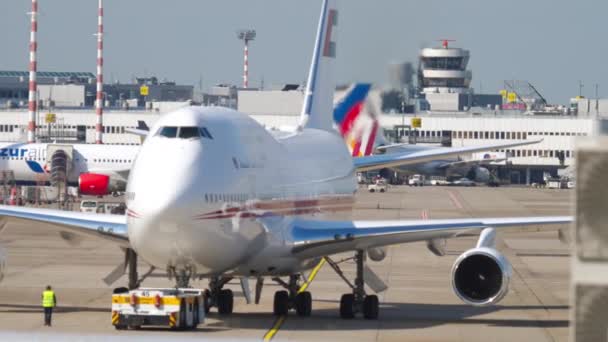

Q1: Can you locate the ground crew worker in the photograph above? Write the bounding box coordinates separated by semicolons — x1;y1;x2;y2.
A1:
42;285;57;326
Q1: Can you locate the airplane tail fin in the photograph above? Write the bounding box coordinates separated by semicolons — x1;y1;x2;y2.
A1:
332;83;379;157
299;0;338;132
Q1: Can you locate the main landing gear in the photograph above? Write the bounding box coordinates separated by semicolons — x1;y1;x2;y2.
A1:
271;274;312;317
326;250;379;319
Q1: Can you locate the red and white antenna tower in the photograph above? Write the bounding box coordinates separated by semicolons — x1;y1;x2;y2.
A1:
437;39;456;49
27;0;38;143
95;0;104;144
237;30;256;88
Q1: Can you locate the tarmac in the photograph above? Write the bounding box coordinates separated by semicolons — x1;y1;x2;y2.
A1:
0;186;572;341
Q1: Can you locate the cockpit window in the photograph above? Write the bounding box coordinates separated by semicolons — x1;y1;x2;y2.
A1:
156;126;213;140
178;127;200;139
200;127;214;140
157;126;178;138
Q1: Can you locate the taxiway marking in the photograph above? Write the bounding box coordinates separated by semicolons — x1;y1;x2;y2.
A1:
447;190;464;210
263;258;326;341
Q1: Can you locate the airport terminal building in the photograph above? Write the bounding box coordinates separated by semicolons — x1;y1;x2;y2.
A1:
0;100;600;184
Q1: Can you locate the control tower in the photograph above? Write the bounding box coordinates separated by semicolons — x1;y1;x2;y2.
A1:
418;40;472;94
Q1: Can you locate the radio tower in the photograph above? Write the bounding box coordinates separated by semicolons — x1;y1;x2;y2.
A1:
237;30;256;88
95;0;104;144
27;0;39;143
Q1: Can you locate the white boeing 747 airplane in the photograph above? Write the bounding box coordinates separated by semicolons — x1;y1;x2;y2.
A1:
0;0;570;320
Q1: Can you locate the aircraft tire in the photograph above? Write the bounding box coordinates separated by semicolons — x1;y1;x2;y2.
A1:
339;294;355;319
295;291;312;317
218;289;234;315
363;295;379;320
273;290;289;316
203;289;211;314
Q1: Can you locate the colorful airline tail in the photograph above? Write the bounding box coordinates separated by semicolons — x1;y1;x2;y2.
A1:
299;0;338;132
332;83;378;157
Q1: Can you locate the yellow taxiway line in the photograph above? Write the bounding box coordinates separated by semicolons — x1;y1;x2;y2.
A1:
263;258;326;341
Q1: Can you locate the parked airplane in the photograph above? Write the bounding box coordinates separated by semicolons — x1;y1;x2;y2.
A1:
0;0;570;321
0;142;139;196
333;84;524;183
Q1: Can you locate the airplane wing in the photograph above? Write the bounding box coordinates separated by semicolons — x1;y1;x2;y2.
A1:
290;216;572;259
353;139;541;172
0;205;129;247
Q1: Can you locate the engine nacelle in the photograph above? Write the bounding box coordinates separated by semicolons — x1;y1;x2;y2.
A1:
0;245;6;283
78;173;125;196
466;166;490;183
367;247;387;262
451;247;512;306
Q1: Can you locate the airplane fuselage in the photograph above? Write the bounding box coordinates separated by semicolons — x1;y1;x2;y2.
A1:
127;107;357;277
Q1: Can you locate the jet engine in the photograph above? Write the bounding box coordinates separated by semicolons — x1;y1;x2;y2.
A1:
367;247;387;262
0;245;6;283
451;246;512;306
466;166;491;183
78;173;125;196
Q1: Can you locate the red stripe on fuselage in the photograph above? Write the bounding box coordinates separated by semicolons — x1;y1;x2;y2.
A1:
193;196;355;220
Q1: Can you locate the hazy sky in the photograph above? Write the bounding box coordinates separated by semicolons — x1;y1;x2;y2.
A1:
1;0;606;103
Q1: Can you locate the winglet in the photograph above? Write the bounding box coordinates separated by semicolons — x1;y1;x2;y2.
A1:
298;0;338;132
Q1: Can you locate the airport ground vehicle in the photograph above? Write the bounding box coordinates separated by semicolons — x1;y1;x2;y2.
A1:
408;174;425;186
79;200;98;213
367;178;387;192
111;288;205;330
80;200;125;213
546;178;566;189
450;178;476;187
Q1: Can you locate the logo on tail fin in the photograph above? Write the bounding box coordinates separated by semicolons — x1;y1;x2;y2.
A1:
299;0;339;131
332;84;377;157
323;10;338;58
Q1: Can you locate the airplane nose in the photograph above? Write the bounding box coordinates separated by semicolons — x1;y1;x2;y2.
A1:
126;143;202;269
127;139;201;215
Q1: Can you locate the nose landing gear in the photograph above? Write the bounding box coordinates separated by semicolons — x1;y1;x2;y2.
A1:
203;276;234;315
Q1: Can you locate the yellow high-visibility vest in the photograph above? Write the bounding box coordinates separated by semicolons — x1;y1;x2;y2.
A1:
42;290;55;308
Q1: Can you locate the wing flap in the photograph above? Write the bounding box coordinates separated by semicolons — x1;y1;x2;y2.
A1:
0;205;129;247
291;216;571;259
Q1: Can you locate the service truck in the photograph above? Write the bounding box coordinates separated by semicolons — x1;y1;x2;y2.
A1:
367;178;388;193
408;174;425;186
111;288;205;330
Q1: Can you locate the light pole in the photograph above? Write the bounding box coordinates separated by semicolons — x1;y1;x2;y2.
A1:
237;30;256;88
